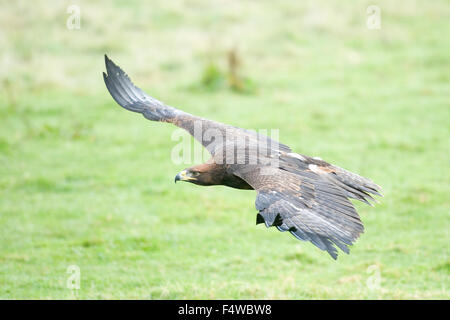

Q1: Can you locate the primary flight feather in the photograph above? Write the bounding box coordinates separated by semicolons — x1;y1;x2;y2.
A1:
103;55;382;259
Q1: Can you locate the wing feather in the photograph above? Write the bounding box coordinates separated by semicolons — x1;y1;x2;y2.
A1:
232;152;381;259
103;55;291;155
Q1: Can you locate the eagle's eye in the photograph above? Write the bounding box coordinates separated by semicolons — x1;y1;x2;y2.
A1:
191;171;200;177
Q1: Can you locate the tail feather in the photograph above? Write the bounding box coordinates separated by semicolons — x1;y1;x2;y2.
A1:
103;55;179;122
328;165;382;205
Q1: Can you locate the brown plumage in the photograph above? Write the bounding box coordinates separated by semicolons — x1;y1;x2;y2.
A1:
103;55;382;259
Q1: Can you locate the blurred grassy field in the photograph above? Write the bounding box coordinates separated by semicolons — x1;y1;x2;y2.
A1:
0;0;449;299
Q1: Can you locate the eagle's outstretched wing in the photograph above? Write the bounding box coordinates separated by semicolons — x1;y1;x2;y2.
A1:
231;152;382;259
103;55;290;155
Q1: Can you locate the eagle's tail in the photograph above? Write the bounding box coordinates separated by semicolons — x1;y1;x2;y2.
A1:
103;55;179;122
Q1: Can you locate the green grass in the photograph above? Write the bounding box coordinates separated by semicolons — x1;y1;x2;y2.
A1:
0;0;449;299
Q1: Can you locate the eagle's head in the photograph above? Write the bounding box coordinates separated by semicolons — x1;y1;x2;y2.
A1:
174;164;222;186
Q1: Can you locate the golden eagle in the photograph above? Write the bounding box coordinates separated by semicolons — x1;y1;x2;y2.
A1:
103;55;382;259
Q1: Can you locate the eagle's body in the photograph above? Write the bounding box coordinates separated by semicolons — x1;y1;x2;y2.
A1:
103;55;382;259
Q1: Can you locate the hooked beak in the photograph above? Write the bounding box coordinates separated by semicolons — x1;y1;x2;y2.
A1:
175;170;191;183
